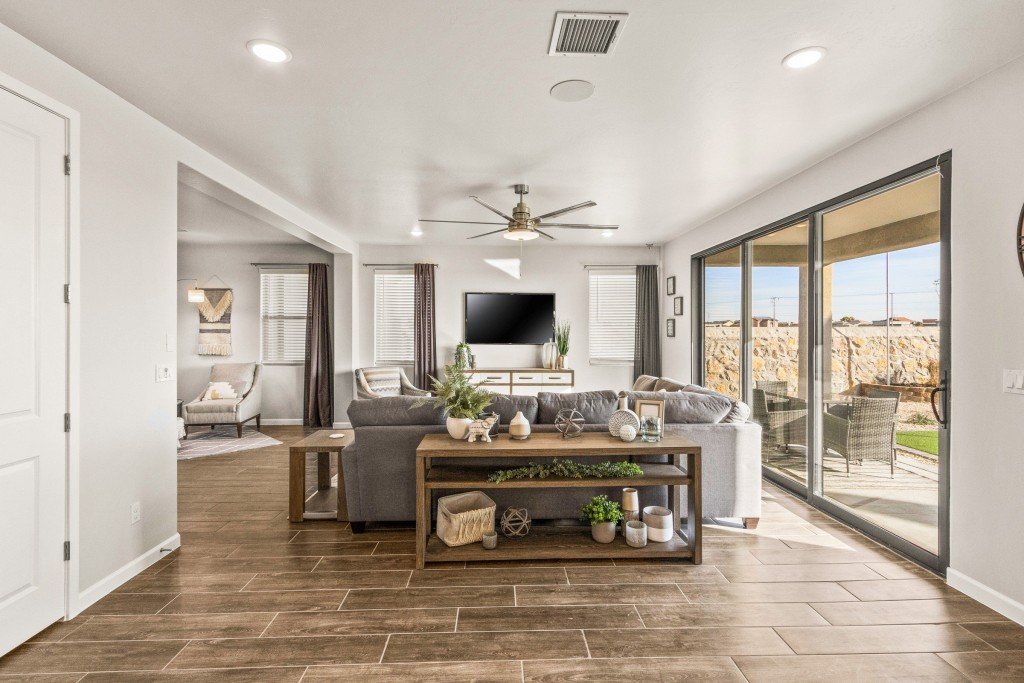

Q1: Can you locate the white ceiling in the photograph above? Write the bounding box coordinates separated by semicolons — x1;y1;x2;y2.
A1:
2;1;1022;247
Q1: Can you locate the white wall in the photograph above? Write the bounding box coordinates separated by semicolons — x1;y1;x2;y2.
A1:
352;244;659;415
0;22;351;611
177;241;332;421
661;56;1024;617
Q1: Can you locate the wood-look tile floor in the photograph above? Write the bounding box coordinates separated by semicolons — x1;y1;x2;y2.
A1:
3;426;1022;681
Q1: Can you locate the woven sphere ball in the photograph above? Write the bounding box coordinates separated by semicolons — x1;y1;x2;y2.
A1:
499;507;531;537
554;408;585;439
619;424;638;442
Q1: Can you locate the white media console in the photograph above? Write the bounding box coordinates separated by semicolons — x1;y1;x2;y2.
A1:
462;368;575;396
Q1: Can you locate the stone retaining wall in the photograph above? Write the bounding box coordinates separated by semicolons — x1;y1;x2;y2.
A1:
703;326;940;399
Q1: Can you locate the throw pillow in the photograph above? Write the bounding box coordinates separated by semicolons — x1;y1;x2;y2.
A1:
202;381;242;401
620;390;732;424
681;384;752;423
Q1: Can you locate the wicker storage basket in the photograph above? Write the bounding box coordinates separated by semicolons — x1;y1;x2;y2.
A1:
436;491;496;547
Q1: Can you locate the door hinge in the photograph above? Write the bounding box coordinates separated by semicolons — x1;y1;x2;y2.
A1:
64;284;70;304
64;154;71;176
64;413;71;432
63;541;71;561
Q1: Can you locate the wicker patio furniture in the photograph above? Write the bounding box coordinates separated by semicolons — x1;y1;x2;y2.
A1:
752;388;808;455
823;395;898;476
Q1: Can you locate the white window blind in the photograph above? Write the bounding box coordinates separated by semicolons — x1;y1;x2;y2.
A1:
589;269;637;365
260;268;308;364
374;269;414;365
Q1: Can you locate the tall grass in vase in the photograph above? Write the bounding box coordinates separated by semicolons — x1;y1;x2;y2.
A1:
554;319;570;369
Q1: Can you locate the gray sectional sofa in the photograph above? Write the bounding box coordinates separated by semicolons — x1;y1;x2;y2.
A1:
341;386;763;531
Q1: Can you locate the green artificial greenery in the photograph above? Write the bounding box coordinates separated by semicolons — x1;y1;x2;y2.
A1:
414;363;492;420
554;319;570;356
487;458;643;483
579;495;623;525
454;342;473;370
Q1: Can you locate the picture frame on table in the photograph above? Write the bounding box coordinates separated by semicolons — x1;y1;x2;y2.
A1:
666;276;676;296
673;296;684;315
634;398;665;420
666;318;676;337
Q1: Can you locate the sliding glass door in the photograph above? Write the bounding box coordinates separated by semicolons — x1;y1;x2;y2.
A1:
694;157;950;572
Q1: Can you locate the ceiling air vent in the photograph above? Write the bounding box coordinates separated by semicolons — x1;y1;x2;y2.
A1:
548;12;628;56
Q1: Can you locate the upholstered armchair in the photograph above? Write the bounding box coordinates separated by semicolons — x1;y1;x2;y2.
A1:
355;366;430;399
182;363;262;438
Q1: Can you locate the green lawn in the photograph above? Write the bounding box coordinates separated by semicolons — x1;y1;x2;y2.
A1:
896;430;939;455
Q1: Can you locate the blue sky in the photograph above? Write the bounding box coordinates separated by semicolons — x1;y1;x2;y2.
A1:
705;243;940;322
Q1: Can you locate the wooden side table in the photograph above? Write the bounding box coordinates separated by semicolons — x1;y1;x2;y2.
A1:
289;430;352;522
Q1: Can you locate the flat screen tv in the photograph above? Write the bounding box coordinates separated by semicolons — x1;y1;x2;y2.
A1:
464;292;555;345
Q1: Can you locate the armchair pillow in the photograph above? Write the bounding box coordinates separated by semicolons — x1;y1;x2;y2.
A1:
202;381;243;401
620;390;733;424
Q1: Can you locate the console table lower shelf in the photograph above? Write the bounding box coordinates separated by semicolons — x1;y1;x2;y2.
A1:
414;432;702;569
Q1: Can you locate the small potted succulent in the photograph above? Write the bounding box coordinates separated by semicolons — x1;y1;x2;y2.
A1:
580;495;623;544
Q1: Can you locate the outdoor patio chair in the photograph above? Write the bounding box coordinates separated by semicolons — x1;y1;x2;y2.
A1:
752;388;808;455
823;395;898;476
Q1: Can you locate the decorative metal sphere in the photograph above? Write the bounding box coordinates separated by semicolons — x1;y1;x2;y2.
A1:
499;507;531;537
619;424;638;442
554;408;585;439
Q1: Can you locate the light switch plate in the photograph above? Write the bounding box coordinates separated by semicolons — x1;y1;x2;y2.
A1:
1003;370;1024;394
165;333;175;352
155;364;173;382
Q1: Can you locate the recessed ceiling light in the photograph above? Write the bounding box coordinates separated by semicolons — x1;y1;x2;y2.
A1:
601;230;614;238
410;225;423;237
247;39;292;63
782;46;826;69
550;79;595;102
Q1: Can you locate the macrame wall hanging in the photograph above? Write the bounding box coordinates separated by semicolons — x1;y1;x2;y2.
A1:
197;288;233;356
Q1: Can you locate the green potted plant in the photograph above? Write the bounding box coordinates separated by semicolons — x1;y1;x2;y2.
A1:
417;364;493;439
554;319;570;369
580;494;623;543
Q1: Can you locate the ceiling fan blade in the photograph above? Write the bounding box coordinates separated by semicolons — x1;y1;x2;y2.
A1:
540;223;619;230
534;200;596;221
418;219;508;226
467;228;510;239
470;195;515;222
535;229;556;240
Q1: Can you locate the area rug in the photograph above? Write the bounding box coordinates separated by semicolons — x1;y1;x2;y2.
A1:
177;426;281;460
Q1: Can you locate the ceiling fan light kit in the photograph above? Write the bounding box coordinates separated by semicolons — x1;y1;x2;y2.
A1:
420;183;619;242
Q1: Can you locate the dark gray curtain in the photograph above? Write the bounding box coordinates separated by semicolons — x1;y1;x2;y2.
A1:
633;264;662;380
413;263;437;389
303;263;334;428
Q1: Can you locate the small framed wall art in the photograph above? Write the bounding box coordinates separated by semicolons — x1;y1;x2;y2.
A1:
673;296;684;315
666;318;676;337
666;276;676;296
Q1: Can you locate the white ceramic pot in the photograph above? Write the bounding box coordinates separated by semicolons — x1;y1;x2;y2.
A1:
446;416;473;440
625;520;648;548
643;505;674;543
509;410;531;440
591;521;617;544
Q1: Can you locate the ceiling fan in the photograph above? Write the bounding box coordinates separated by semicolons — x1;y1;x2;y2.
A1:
419;184;619;241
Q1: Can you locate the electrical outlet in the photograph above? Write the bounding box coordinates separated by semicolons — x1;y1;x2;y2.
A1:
130;501;141;525
155;364;173;382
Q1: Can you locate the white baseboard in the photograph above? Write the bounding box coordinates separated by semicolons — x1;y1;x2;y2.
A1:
72;532;180;617
947;567;1024;625
333;421;352;429
261;418;303;426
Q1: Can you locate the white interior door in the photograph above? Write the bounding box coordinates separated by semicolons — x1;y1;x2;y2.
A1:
0;86;68;655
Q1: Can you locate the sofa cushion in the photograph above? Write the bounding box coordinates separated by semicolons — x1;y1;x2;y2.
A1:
680;384;752;423
653;376;689;392
487;395;539;425
537;391;619;424
210;363;256;395
632;375;659;391
619;390;733;424
347;396;444;427
186;397;241;414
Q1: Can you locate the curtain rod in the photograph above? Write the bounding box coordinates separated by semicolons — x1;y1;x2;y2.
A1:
250;262;329;268
582;264;650;269
362;263;439;269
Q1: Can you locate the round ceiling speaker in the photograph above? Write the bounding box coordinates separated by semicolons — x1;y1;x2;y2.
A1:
549;79;595;102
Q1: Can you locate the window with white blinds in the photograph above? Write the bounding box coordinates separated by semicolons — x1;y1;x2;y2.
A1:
374;269;414;365
260;268;308;364
588;269;637;365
